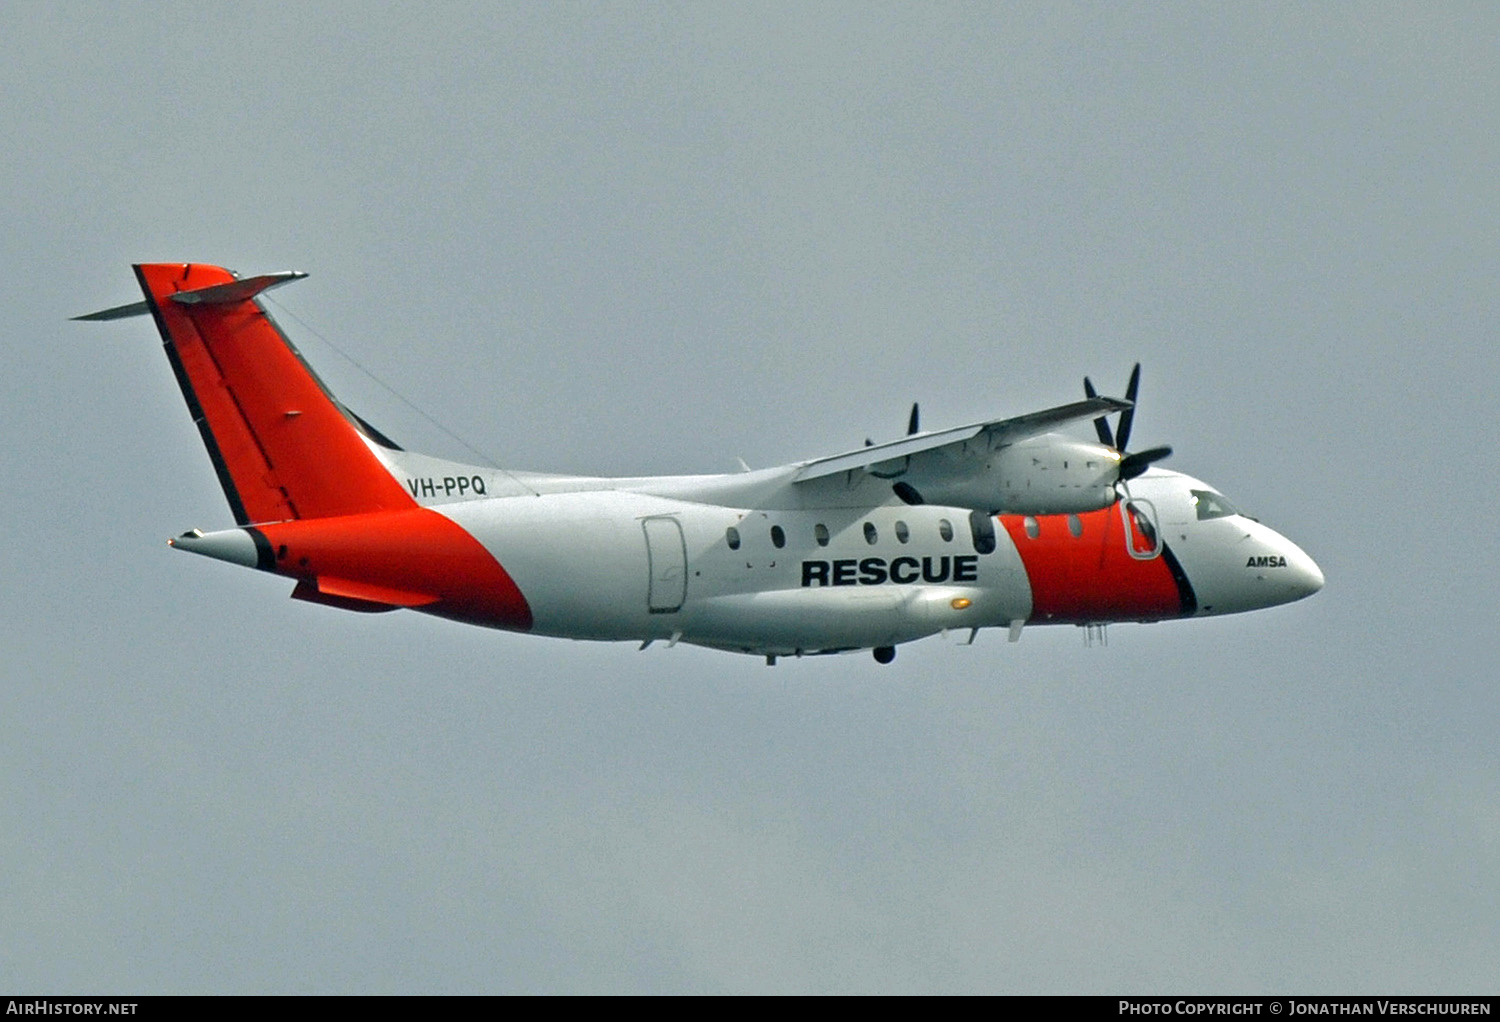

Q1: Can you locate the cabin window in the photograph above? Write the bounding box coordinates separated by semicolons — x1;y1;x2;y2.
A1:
938;518;954;542
770;525;786;549
894;520;910;544
814;523;830;547
1067;514;1083;538
1023;516;1040;539
864;521;878;545
969;510;997;554
725;526;741;550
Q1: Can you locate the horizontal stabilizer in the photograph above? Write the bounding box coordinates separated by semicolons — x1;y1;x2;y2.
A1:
168;271;307;306
73;271;306;321
71;300;149;321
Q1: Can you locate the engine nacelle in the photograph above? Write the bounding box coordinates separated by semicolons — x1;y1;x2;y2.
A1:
899;435;1121;515
989;436;1122;514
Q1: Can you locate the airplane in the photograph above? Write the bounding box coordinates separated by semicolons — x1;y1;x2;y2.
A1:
78;263;1323;665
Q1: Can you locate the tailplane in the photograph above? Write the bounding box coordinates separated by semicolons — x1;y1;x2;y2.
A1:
80;264;414;524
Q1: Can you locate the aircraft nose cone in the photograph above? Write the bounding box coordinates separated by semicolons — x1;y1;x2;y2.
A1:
1292;555;1325;599
1229;523;1325;612
1280;542;1324;603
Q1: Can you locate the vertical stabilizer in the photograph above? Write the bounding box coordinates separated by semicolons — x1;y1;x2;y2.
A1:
132;263;415;524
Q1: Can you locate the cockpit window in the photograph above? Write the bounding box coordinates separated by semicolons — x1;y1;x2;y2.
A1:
1191;489;1239;521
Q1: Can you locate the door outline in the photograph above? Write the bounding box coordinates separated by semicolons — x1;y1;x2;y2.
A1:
1120;498;1163;561
642;516;687;613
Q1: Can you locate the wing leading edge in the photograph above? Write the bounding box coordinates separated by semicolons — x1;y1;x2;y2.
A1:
793;397;1130;483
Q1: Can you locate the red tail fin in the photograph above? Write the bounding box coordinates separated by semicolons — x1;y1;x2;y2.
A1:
134;263;415;524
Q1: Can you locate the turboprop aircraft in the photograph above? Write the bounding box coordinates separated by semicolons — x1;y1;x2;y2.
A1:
78;263;1323;665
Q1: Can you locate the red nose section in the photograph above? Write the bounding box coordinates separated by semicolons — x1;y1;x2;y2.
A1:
1001;507;1194;623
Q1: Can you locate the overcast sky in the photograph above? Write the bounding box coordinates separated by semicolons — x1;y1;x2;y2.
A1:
2;2;1496;993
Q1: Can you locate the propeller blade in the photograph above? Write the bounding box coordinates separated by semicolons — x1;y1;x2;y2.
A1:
1116;363;1141;452
893;481;925;506
1119;445;1172;481
1083;377;1115;447
907;402;920;436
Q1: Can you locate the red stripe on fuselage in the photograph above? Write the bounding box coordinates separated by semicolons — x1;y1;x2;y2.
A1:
257;508;533;630
1000;508;1184;624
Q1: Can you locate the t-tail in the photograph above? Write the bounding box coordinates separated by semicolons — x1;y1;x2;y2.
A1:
78;263;414;524
76;264;532;629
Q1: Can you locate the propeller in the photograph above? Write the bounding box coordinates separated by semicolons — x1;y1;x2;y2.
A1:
1084;363;1172;485
861;403;928;504
1120;445;1173;481
1082;377;1115;447
892;402;926;502
1116;362;1141;451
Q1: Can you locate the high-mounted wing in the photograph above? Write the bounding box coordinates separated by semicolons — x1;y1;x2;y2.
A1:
789;395;1138;515
793;397;1128;483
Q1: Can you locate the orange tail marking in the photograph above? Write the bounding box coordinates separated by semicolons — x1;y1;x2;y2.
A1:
257;509;533;631
136;264;415;524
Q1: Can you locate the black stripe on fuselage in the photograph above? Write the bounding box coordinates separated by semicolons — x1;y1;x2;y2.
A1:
1160;543;1198;616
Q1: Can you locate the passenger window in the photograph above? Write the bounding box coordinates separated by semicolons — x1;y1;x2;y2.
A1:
726;526;741;550
864;522;878;545
815;523;830;547
894;520;910;544
969;510;997;554
1067;514;1082;538
938;519;953;542
1023;516;1040;539
770;525;785;549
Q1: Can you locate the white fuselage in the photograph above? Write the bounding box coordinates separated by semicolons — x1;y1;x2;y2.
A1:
388;456;1324;657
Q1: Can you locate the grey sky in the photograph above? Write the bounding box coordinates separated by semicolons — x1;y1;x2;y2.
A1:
2;2;1496;993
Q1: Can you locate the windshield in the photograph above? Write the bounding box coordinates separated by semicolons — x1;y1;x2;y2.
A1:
1190;489;1240;521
